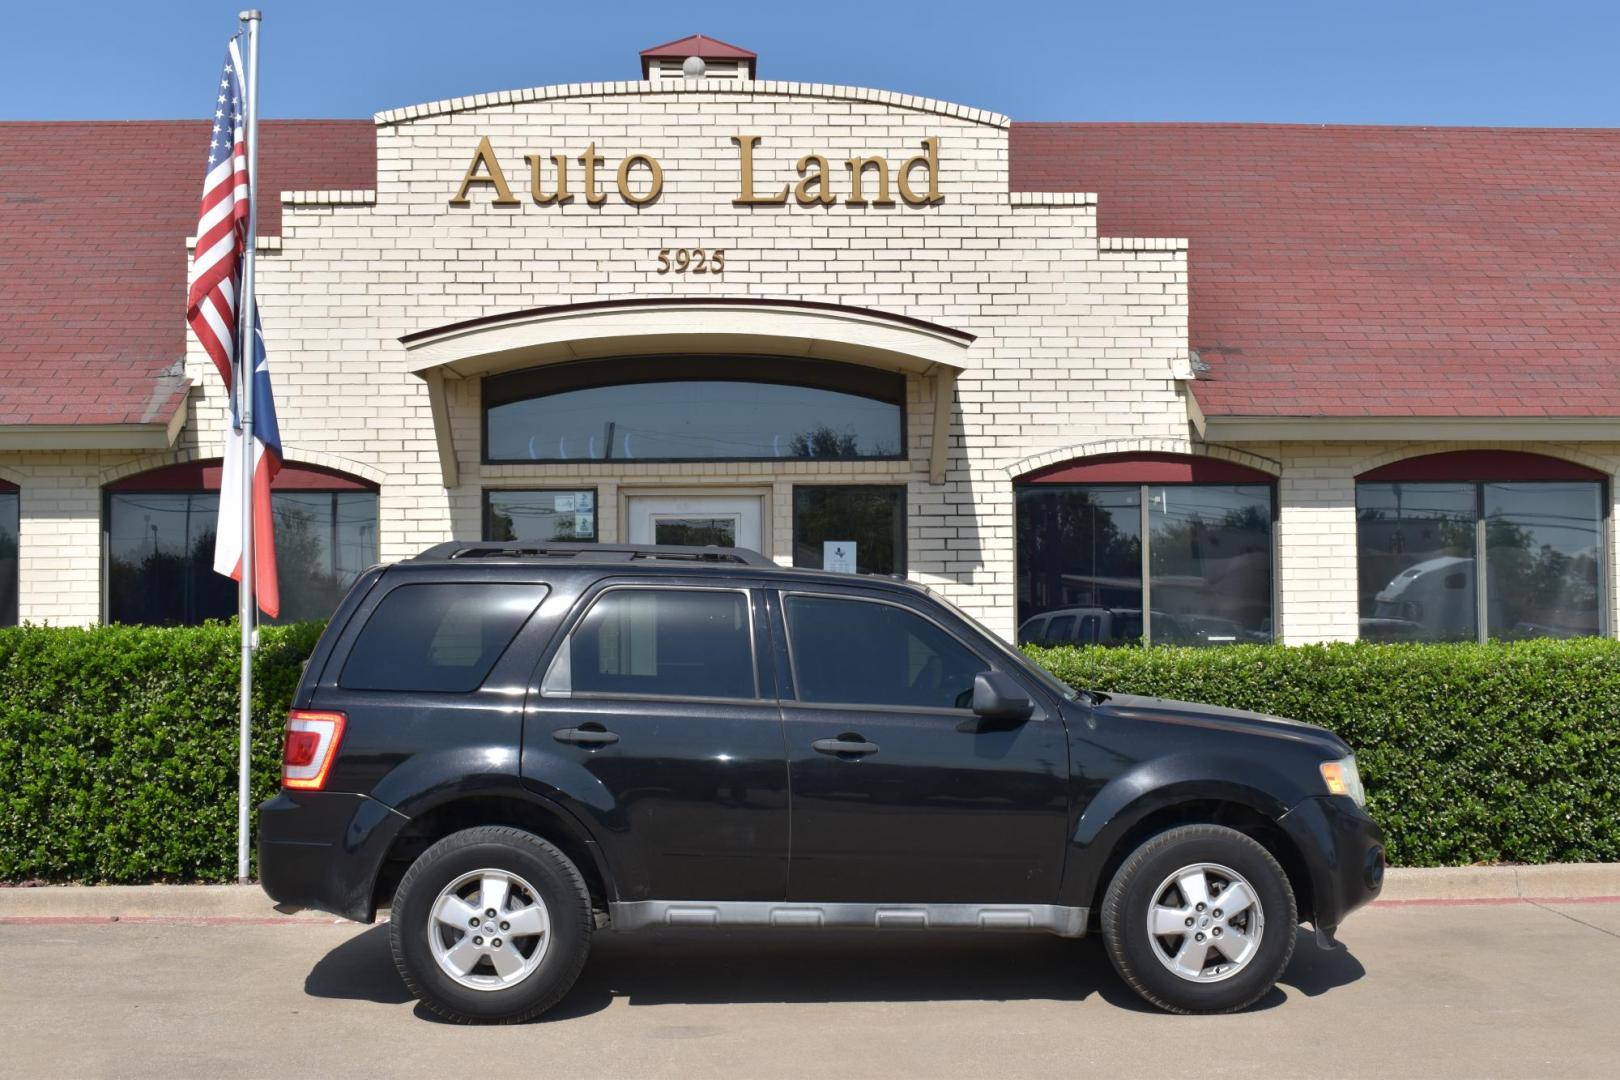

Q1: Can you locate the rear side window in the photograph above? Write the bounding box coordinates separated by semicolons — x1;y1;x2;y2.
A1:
570;588;755;700
340;582;548;692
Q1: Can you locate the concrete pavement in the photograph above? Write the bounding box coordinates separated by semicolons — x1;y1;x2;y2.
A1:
1;899;1617;1079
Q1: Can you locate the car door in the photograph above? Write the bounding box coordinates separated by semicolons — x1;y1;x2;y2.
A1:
773;588;1071;904
523;580;789;903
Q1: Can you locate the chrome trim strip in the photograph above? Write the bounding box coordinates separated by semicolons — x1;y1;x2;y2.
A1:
610;901;1088;938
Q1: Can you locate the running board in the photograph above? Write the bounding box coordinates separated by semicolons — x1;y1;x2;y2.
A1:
609;901;1088;938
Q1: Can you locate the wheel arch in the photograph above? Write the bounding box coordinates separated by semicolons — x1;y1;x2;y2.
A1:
1079;797;1317;930
371;790;614;920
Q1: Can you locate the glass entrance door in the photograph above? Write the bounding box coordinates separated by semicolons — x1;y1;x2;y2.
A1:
627;495;764;553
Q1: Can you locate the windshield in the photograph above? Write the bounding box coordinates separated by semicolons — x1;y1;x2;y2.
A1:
923;585;1084;704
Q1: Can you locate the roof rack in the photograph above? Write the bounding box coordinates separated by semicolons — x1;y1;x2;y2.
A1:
409;541;778;568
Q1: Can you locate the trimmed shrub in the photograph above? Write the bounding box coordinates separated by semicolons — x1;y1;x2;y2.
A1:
0;623;1615;879
1025;639;1620;867
0;621;321;883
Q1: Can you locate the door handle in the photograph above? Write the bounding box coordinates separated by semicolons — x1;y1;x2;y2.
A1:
553;725;619;747
812;736;879;757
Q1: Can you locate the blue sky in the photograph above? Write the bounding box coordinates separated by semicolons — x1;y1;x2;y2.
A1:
3;0;1617;125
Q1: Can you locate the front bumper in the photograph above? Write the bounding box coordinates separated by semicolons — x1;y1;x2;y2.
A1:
1277;795;1385;935
258;790;409;923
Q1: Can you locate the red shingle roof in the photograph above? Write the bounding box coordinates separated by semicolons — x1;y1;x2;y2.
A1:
1012;122;1620;417
640;35;757;61
0;119;373;428
5;117;1620;429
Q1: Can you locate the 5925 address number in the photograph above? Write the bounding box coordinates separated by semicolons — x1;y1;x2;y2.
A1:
656;247;725;274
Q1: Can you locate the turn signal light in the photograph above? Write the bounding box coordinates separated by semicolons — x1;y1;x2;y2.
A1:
282;710;346;791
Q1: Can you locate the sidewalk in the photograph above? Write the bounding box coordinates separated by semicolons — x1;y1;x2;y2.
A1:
2;863;1618;922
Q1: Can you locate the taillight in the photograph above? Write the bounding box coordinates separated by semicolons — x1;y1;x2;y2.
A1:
282;710;346;791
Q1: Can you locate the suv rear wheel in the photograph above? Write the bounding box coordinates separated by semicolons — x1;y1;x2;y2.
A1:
389;826;592;1023
1100;824;1297;1013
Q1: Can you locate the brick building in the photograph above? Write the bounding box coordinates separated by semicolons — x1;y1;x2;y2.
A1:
2;35;1618;645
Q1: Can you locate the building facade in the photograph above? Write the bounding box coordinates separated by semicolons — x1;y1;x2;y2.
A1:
2;36;1617;646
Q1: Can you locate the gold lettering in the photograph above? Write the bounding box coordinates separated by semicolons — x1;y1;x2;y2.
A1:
578;142;607;205
794;154;836;207
898;137;943;206
450;135;519;206
844;155;894;207
525;153;575;205
732;134;788;205
616;153;664;206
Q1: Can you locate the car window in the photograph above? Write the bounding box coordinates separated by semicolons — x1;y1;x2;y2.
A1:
1078;614;1102;645
571;588;755;700
1017;617;1047;645
786;594;986;710
1045;614;1077;642
341;582;548;692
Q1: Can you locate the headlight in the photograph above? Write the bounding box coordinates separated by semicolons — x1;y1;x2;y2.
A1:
1319;755;1366;807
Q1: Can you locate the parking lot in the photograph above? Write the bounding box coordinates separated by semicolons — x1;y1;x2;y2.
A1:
3;899;1617;1079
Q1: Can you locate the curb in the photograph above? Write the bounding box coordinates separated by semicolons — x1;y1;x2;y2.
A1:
2;864;1619;923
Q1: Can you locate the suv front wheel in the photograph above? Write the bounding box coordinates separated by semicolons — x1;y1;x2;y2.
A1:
389;825;593;1023
1100;824;1297;1013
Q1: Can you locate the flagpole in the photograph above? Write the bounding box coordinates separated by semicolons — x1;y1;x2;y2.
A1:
236;8;263;886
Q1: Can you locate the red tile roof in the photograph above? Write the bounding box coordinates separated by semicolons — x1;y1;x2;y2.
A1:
0;119;373;428
5;117;1620;429
1012;122;1620;417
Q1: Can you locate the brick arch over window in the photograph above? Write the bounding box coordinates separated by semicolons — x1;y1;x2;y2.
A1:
104;459;379;492
1002;439;1280;482
1357;449;1606;483
1017;451;1277;485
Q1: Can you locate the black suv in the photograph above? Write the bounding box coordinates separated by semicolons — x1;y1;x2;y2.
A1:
260;542;1383;1021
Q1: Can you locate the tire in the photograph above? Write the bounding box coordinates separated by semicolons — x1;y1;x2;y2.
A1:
388;825;593;1023
1100;824;1297;1014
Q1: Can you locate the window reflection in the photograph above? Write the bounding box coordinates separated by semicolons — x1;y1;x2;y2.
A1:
1016;486;1144;644
0;491;17;626
1356;480;1604;641
1148;485;1274;644
484;490;596;542
486;380;903;462
106;490;377;625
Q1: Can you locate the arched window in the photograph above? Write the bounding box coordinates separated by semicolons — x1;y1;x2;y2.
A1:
483;356;905;463
1355;451;1607;642
104;460;379;626
0;477;17;627
1014;454;1276;646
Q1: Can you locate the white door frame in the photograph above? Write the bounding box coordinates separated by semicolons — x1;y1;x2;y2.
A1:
623;488;768;554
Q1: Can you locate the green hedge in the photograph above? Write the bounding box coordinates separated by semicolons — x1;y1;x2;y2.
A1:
1025;639;1620;867
0;621;320;883
1;623;1615;880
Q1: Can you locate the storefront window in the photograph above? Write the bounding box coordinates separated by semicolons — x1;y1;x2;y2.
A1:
792;485;906;575
105;463;378;626
1015;455;1276;647
0;485;18;627
484;489;597;542
484;357;904;463
1357;474;1604;642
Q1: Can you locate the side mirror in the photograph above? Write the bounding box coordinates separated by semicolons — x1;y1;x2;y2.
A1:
971;671;1034;722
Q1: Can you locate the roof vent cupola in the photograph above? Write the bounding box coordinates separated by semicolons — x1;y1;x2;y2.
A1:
640;34;757;83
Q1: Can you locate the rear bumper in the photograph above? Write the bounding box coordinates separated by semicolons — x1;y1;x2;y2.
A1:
1278;795;1385;934
258;790;409;923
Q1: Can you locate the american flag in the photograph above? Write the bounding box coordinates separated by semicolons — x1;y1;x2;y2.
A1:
186;42;250;385
186;39;282;618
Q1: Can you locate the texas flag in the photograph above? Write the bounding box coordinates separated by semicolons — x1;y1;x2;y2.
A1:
214;314;283;618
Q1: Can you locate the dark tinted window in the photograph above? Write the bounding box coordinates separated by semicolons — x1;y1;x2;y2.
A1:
786;595;985;710
341;583;547;692
792;485;906;575
0;490;16;626
571;589;755;699
1044;614;1077;642
484;489;597;542
106;489;378;626
1483;482;1602;639
484;357;905;463
1016;486;1143;641
1355;483;1477;642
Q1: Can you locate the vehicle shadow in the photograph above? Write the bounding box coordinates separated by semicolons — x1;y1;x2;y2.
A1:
305;924;1363;1022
